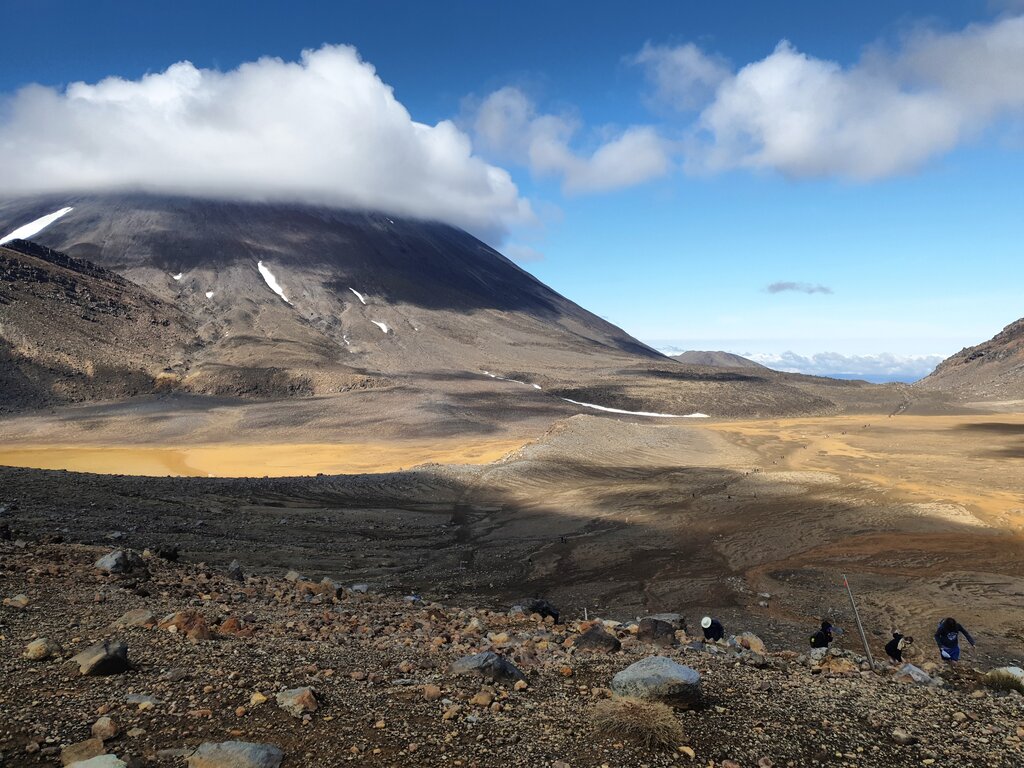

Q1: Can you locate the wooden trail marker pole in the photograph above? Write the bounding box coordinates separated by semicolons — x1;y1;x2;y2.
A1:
843;573;876;672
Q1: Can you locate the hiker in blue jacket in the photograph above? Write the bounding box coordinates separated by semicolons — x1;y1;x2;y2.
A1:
934;617;975;662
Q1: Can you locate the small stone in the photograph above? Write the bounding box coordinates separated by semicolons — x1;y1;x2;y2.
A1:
228;560;245;582
186;741;284;768
94;550;144;574
250;691;268;706
449;651;526;683
423;684;443;701
514;680;528;691
559;665;574;677
60;737;105;766
638;617;677;648
67;758;127;768
679;746;696;760
469;690;494;707
92;716;120;741
70;639;130;676
24;637;61;660
574;625;621;654
892;728;918;745
442;704;461;721
734;632;767;655
275;686;318;718
3;593;30;610
115;609;155;628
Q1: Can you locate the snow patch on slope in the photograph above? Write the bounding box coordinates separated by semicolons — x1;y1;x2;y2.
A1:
561;398;709;419
0;207;74;245
172;273;183;281
371;320;390;333
349;288;367;305
205;291;214;299
482;371;542;390
257;261;291;304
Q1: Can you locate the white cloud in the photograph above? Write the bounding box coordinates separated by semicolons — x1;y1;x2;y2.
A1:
472;86;672;193
637;15;1024;179
631;42;731;110
0;45;532;241
746;351;944;381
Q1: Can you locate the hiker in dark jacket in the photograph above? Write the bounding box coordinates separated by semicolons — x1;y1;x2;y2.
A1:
701;616;724;642
885;631;913;663
809;620;834;649
934;617;975;662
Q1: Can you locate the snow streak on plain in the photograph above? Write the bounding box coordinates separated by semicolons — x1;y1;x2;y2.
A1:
0;207;74;245
371;320;390;333
349;288;367;305
561;398;709;418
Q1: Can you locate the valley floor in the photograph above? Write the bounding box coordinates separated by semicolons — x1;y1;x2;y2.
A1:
0;405;1022;669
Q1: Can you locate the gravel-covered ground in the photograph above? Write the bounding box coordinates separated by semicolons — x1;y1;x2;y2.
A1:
2;540;1022;767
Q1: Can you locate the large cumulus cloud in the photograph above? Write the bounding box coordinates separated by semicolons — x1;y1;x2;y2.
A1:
636;14;1024;179
0;45;532;241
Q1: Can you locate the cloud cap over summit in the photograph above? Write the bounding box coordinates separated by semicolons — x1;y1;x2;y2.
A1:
0;45;532;242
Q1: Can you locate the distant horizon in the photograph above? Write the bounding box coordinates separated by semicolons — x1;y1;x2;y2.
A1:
650;343;944;382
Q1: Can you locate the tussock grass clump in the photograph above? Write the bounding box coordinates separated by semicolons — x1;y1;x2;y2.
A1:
591;696;684;750
983;669;1024;694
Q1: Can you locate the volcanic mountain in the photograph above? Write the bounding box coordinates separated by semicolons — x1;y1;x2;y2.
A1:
918;316;1024;401
670;350;765;369
0;193;918;426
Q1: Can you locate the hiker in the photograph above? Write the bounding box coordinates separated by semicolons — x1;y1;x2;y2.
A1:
700;616;724;642
885;631;913;663
934;617;975;662
809;620;834;648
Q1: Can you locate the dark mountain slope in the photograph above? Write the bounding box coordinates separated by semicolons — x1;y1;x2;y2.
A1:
0;240;197;410
918;317;1024;400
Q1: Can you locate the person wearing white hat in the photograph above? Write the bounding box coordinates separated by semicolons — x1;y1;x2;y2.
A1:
701;616;724;642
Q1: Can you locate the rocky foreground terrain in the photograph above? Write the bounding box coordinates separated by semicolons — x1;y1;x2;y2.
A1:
2;539;1023;768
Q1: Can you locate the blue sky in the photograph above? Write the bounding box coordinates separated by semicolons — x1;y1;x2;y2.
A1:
2;1;1023;380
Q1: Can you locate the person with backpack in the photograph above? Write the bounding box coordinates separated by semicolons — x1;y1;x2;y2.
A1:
809;620;834;648
934;617;975;662
885;631;913;663
700;616;724;642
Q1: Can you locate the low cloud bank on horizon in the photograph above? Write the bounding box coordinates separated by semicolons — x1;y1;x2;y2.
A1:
0;45;532;242
747;351;944;381
655;346;944;381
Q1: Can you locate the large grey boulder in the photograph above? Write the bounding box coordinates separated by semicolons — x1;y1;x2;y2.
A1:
94;550;144;574
449;651;526;683
611;656;702;707
70;639;130;676
186;741;284;768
